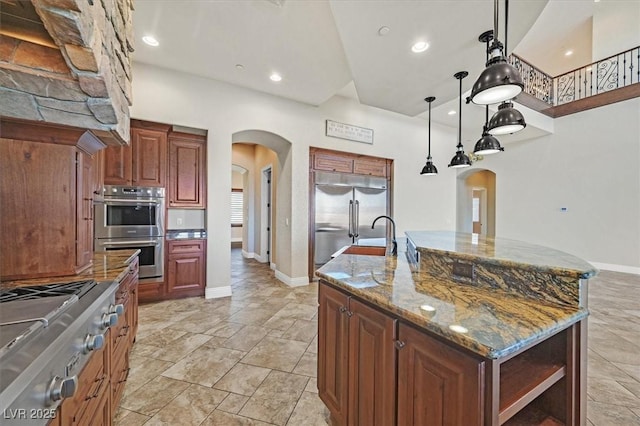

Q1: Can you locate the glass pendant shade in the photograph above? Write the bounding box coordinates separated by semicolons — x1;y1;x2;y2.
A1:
473;130;504;155
420;96;438;175
421;157;438;175
487;101;526;135
448;149;472;168
470;47;524;105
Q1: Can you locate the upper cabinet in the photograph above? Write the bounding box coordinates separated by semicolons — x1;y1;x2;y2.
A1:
168;131;207;208
310;147;391;178
104;120;170;187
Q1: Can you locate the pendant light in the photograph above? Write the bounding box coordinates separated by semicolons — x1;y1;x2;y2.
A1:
469;0;523;105
474;30;504;155
420;96;438;175
487;0;526;135
448;71;472;168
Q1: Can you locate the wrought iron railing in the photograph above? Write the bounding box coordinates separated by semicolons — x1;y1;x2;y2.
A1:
509;54;554;104
509;45;640;107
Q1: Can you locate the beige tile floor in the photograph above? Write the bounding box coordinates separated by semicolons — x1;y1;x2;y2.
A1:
115;249;640;425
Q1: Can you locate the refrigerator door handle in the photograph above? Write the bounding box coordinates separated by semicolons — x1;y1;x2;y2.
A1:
353;200;360;238
348;200;354;238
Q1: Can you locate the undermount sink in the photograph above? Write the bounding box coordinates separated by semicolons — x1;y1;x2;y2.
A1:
342;245;387;256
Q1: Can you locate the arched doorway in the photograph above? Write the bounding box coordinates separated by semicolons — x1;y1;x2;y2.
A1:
231;130;302;286
456;169;497;237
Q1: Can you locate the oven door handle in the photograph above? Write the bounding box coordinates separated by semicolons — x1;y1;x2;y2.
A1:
103;199;160;205
100;240;160;247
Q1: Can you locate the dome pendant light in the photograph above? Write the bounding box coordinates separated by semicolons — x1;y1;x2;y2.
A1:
469;0;524;105
487;101;526;135
486;0;526;135
420;96;438;176
449;71;472;169
474;30;504;155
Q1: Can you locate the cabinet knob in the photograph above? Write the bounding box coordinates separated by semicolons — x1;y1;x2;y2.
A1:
394;340;406;350
339;306;347;314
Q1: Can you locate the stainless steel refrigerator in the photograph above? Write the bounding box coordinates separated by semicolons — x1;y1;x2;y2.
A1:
314;171;388;266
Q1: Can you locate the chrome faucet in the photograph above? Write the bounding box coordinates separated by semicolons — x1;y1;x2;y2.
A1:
371;215;397;256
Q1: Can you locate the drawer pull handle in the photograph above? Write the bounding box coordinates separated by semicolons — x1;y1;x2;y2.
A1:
86;375;106;401
118;367;131;384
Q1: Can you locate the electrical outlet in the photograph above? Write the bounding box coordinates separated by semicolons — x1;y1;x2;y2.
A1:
177;218;183;225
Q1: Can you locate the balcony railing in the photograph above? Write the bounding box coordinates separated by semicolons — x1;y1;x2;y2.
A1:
509;45;640;107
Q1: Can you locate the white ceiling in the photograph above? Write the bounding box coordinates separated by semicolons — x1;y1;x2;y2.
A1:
132;0;599;131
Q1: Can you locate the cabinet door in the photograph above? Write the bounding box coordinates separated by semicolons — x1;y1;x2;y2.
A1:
1;139;77;279
167;250;205;296
317;282;350;425
131;128;167;187
314;151;354;173
103;143;132;185
76;151;94;270
169;134;206;208
347;298;397;426
397;323;484;426
353;157;387;177
92;148;105;196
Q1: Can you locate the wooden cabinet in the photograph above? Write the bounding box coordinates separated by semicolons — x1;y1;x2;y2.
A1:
59;328;111;426
397;323;484;426
0;129;103;280
104;122;169;187
311;148;390;178
110;257;138;412
168;132;207;208
166;239;206;298
317;282;397;426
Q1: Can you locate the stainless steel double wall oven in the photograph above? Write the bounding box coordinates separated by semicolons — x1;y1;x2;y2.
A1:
94;185;165;279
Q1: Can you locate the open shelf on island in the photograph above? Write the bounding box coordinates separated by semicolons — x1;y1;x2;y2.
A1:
502;404;565;426
499;332;567;425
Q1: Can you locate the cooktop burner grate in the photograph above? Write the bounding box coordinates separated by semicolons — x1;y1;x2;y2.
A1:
0;280;97;303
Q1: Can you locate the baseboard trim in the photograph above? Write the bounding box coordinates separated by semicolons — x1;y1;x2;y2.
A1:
205;286;232;299
274;270;309;287
242;250;255;259
254;254;267;263
270;262;276;270
589;262;640;275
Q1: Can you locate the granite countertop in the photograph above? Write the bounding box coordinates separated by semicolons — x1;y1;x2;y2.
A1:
0;249;140;290
316;243;588;360
407;231;598;279
166;229;207;240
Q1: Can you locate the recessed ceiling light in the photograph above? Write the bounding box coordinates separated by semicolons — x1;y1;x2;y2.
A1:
235;64;245;71
411;41;429;53
142;35;159;47
448;110;456;115
378;26;390;36
270;73;282;82
565;50;574;57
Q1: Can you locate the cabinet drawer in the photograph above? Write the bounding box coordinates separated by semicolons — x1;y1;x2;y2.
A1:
111;350;130;412
353;157;387;177
314;152;354;173
168;239;205;254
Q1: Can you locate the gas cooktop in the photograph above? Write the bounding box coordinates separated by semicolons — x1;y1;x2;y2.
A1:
0;280;96;303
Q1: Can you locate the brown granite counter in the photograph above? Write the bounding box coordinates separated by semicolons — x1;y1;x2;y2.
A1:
316;234;591;359
0;250;140;290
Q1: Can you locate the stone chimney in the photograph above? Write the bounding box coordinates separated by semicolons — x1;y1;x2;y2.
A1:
0;0;134;144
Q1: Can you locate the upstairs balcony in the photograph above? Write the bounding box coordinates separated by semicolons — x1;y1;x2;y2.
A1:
510;45;640;117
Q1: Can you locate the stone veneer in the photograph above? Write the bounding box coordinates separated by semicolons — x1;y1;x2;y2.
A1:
0;0;133;144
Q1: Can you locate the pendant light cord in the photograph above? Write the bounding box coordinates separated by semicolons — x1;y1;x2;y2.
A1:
505;0;509;54
493;0;499;45
458;76;463;149
428;101;432;157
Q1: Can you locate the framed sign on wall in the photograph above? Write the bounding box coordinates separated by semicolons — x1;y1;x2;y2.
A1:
326;120;374;145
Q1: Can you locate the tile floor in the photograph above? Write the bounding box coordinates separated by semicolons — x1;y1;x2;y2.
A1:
115;249;640;425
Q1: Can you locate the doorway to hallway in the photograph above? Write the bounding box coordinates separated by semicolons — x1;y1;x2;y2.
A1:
457;169;496;237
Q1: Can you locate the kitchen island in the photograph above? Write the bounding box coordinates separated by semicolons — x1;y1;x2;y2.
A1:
316;231;596;426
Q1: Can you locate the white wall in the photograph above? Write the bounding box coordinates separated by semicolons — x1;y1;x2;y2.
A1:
470;98;640;271
132;62;639;293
